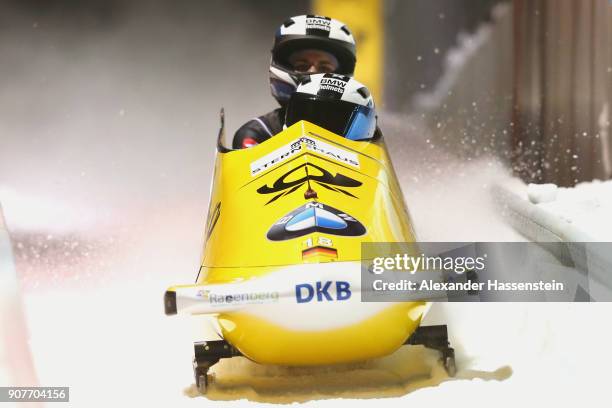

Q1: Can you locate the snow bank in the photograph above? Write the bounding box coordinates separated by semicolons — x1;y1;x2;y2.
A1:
503;179;612;242
494;179;612;302
526;183;558;204
535;180;612;241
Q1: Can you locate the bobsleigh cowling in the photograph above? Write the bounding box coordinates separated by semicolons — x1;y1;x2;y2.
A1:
164;115;455;393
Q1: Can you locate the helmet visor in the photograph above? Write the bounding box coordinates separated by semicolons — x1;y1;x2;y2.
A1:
285;94;376;140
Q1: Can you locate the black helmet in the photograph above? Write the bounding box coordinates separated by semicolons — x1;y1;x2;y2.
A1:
285;74;377;141
270;15;357;106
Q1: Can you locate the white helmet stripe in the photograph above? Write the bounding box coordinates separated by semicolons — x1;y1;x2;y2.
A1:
278;15;354;43
295;74;374;107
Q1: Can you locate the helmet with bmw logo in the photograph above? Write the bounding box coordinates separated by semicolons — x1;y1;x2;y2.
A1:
270;15;357;106
285;73;377;141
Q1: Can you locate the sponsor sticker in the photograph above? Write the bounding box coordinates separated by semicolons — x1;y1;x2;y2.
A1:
250;139;302;176
301;137;359;168
306;17;331;32
197;289;280;306
250;137;360;176
295;281;352;303
319;77;347;94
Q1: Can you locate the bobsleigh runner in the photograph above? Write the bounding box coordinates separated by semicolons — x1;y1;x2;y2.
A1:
164;109;456;394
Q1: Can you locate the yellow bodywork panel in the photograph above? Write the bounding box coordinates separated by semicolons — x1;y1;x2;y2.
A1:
218;302;427;366
201;121;415;269
184;121;424;366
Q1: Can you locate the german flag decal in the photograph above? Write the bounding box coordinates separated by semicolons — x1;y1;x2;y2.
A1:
302;246;338;261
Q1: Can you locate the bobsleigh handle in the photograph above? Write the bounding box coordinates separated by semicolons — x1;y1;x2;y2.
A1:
217;107;233;153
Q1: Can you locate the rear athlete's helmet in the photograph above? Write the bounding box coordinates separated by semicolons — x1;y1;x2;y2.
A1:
285;73;377;141
270;15;356;106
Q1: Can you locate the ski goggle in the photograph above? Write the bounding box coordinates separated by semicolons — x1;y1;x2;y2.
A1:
285;94;376;140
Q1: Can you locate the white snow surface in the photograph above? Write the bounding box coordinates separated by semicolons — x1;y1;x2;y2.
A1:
513;180;612;241
534;180;612;241
527;183;558;204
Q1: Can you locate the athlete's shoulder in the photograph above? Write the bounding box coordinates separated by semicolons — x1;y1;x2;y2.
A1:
232;108;286;149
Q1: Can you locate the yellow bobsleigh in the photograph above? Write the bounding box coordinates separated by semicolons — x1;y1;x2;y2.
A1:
164;113;455;393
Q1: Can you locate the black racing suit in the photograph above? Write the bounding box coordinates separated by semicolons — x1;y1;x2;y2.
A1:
232;106;382;149
232;107;286;149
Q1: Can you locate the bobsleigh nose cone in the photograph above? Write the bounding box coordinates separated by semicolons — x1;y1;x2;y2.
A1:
164;290;177;316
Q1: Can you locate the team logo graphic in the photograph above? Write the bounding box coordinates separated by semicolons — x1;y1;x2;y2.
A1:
196;289;210;301
318;74;350;98
305;15;331;35
267;202;366;241
258;163;362;205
